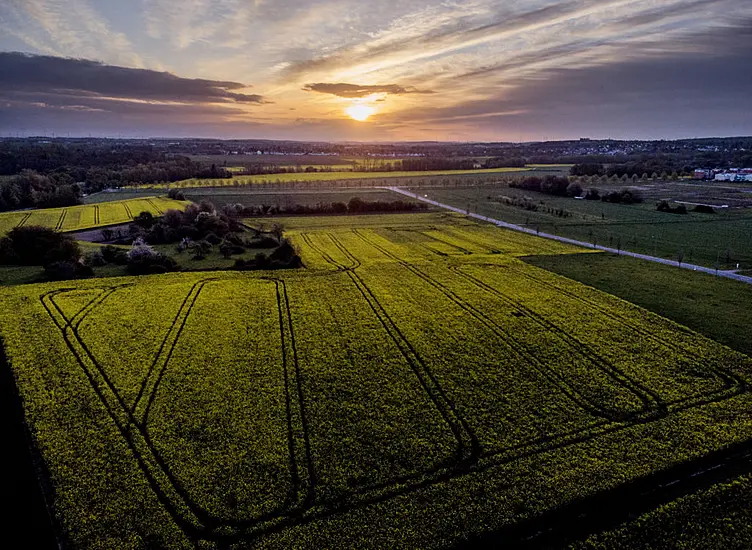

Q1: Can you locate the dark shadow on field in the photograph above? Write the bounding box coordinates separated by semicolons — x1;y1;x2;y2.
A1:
0;340;58;549
451;436;752;549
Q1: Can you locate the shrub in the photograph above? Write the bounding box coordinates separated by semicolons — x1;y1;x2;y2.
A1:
100;245;128;265
0;226;81;266
84;250;107;267
566;182;583;197
128;238;157;262
44;261;93;281
190;240;212;260
693;204;716;214
167;188;185;200
656;200;688;214
584;188;601;200
125;241;179;275
127;253;179;275
133;211;156;228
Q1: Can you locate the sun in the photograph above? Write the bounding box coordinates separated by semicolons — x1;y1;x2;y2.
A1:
345;104;375;121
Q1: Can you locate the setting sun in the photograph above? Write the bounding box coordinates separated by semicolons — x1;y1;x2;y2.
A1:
345;104;375;121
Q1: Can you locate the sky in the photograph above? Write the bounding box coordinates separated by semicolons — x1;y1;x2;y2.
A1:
0;0;751;142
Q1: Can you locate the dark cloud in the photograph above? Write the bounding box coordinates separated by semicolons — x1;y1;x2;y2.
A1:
0;52;266;104
302;82;434;98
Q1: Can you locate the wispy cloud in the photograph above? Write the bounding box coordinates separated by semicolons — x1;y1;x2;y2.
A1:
302;82;434;98
1;0;751;140
0;0;144;67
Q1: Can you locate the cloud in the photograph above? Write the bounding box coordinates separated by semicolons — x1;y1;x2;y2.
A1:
0;0;144;67
302;82;434;98
0;52;266;105
375;21;752;140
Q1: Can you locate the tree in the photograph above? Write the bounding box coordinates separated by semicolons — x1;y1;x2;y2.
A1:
133;211;156;228
0;226;81;266
566;182;583;197
270;223;284;243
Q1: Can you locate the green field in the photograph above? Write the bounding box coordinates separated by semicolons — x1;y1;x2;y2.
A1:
0;197;190;235
186;188;405;210
2;212;752;547
421;186;752;269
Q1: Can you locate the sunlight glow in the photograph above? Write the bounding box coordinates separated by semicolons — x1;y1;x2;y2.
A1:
345;104;376;121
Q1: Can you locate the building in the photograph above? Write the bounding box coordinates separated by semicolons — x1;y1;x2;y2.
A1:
714;173;752;182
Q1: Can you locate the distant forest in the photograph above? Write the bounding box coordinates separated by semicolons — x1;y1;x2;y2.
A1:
1;136;750;212
0;141;231;211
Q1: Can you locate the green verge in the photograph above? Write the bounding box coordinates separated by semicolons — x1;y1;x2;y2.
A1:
524;252;752;357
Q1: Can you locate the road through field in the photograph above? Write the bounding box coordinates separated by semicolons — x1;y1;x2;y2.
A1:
388;187;752;286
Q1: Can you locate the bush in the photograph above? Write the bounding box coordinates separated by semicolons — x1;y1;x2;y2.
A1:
133;211;156;228
100;245;128;265
566;182;583;197
44;261;93;281
584;188;601;200
84;250;107;267
167;188;185;201
126;242;179;275
656;200;688;214
693;204;716;214
204;232;222;245
190;240;212;260
601;188;643;204
0;226;81;266
127;253;179;275
245;236;279;248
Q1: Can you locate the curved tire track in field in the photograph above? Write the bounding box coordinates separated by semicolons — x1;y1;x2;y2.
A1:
503;263;748;410
270;277;316;509
448;265;666;419
41;279;320;539
304;232;479;464
353;229;652;423
32;257;752;545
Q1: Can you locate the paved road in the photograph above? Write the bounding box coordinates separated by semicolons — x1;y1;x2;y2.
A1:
387;186;752;286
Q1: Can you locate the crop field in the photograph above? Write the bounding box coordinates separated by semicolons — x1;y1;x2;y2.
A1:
2;213;752;547
0;197;189;235
141;167;533;189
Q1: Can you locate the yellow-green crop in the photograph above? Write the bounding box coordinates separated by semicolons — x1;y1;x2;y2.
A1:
1;212;751;548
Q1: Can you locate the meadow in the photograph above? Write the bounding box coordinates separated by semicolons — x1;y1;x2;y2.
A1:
422;186;752;269
0;196;189;236
185;188;404;210
2;212;751;548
